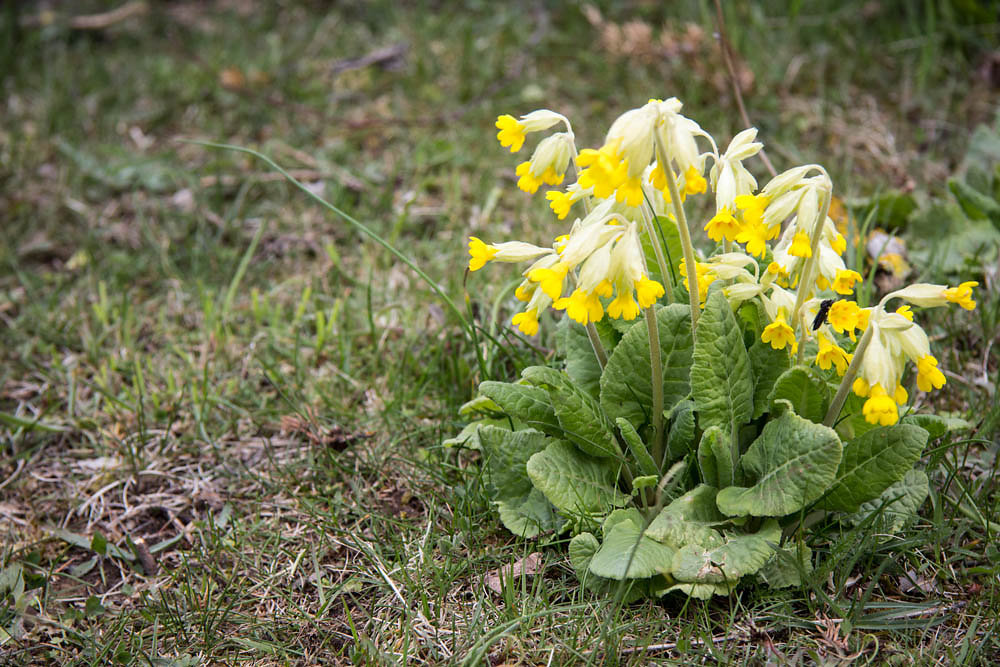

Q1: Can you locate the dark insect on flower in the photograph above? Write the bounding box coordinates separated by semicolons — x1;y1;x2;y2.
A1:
812;299;834;330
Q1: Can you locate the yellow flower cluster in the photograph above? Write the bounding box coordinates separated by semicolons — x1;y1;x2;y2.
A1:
473;100;978;426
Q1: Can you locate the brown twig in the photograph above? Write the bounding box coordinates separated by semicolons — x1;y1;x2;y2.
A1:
713;0;778;178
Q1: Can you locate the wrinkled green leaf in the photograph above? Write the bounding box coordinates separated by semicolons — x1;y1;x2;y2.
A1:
646;485;726;548
557;318;617;398
588;518;675;580
526;440;626;517
616;418;658;477
479;426;560;537
666;400;696;461
600;304;692;429
691;291;753;431
768;366;829;424
697;426;734;489
522;367;620;458
848;469;929;533
660;581;735;599
819;424;928;513
758;543;813;589
670;520;780;584
443;418;508;450
716;412;842;517
478;381;561;436
748;340;791;419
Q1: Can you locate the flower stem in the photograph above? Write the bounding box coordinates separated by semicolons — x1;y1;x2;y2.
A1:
585;321;608;369
645;306;665;467
790;176;833;341
654;132;700;332
824;320;875;427
640;207;674;304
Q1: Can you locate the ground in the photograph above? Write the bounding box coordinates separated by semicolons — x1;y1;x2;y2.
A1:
1;1;999;664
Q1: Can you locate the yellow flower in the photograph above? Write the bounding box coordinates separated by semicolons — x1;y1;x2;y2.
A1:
468;237;498;271
832;269;863;295
496;114;526;152
734;193;769;226
515;162;546;194
894;383;908;405
853;376;870;397
862;384;898;426
683;165;707;195
704;208;742;243
553;289;604;325
608;291;640;320
827;300;861;339
512;308;540;336
527;262;570;300
546;190;573;219
942;281;978;310
832;233;847;256
635;276;665;308
815;332;852;376
615;175;645;207
789;231;813;258
916;355;946;392
896;304;913;321
735;220;769;258
761;309;795;351
680;259;715;306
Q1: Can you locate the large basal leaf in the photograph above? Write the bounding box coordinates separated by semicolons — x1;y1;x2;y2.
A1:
758;543;813;589
600;304;693;429
557;317;618;399
660;581;735;600
646;485;726;549
847;469;930;533
670;520;781;584
569;532;649;601
479;426;560;537
588;518;676;580
767;366;829;424
818;424;928;513
716;412;842;517
526;440;626;517
690;291;753;432
748;340;790;419
521;366;620;459
478;381;561;436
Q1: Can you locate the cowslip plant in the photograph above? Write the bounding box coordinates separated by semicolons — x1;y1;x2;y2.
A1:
452;99;978;599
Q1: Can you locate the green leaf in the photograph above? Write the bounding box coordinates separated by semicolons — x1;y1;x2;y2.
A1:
526;440;626;518
646;485;726;550
697;426;734;489
522;367;620;459
632;475;658;491
748;340;790;419
443;418;509;450
496;488;561;538
949;177;1000;225
568;532;604;590
670;520;780;584
458;395;501;417
818;424;928;513
758;543;813;589
901;414;947;440
588;518;676;580
478;381;561;436
646;215;684;286
599;304;693;429
767;366;829;424
616;418;658;477
666;400;696;462
660;581;735;599
557;318;617;398
716;412;842;517
690;291;753;432
847;469;929;533
479;426;560;537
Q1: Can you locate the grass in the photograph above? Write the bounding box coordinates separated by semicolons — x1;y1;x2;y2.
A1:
1;0;999;664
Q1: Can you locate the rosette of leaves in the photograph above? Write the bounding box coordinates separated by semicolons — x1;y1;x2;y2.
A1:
451;291;939;599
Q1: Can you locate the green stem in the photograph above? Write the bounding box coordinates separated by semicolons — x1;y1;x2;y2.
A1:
823;320;876;427
639;208;674;304
585;321;608;369
654;132;700;332
645;306;665;467
790;183;833;340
